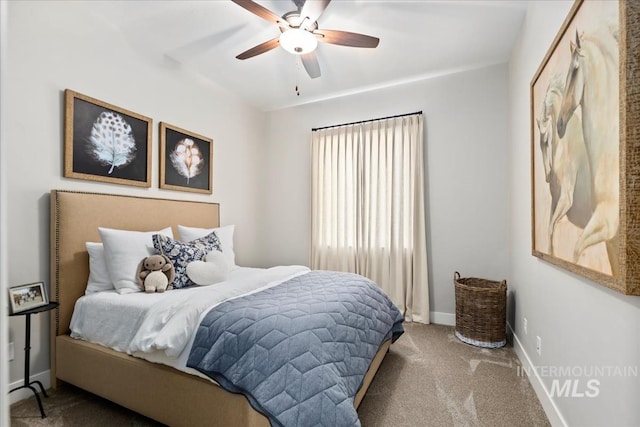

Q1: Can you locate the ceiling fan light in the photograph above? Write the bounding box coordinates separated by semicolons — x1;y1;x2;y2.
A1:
279;28;317;55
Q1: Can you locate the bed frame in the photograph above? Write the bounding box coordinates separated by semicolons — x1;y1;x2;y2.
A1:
50;190;390;426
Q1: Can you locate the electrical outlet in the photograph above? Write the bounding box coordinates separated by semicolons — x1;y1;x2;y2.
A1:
523;317;528;335
9;342;14;361
536;336;542;356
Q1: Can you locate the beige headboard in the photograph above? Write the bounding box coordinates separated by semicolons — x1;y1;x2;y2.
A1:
50;190;220;339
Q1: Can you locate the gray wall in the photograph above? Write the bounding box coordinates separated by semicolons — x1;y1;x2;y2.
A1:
3;1;267;391
507;1;640;425
1;0;10;423
263;64;510;324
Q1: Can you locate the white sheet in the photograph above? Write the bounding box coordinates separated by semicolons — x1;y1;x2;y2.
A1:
70;266;310;374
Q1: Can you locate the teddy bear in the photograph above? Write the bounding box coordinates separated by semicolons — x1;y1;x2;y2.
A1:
136;254;176;293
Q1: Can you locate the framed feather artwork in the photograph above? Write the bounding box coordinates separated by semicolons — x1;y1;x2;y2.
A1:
64;89;152;187
159;122;213;194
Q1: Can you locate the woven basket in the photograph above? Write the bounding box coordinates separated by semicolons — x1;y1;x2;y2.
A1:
454;271;507;348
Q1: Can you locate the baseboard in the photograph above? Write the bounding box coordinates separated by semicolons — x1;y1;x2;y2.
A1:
8;369;51;405
507;323;567;427
430;311;455;326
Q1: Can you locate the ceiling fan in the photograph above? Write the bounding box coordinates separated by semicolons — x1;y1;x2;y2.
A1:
231;0;380;79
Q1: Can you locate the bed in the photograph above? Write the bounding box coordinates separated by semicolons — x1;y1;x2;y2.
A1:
50;190;402;426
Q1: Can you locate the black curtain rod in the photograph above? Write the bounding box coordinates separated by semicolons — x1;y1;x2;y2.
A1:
311;111;422;132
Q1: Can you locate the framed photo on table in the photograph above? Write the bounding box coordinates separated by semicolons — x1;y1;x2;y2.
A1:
159;122;213;194
8;282;48;314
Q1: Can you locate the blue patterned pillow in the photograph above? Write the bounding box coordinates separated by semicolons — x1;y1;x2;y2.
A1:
152;231;222;289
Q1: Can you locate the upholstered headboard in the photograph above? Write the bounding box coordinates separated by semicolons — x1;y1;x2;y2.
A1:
49;190;220;339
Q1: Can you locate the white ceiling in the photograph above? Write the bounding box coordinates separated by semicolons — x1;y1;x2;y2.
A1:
88;0;527;111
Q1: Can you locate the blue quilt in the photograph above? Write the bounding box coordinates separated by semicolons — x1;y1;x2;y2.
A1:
187;270;404;427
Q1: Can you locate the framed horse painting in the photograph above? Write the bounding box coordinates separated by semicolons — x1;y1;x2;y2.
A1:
530;0;640;296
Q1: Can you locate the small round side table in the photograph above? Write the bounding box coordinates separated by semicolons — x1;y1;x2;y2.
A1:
9;301;59;418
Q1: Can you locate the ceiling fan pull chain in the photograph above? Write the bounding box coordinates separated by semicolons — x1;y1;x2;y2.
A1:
297;58;301;96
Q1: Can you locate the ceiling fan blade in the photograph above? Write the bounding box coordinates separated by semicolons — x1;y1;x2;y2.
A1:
301;51;321;79
300;0;331;30
314;29;379;48
231;0;289;29
236;37;280;60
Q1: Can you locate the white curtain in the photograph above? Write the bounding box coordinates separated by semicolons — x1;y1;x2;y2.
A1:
311;114;429;323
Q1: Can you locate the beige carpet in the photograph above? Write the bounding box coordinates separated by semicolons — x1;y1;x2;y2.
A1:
357;323;549;426
11;323;549;426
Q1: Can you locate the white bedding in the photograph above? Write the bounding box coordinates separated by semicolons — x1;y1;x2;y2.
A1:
70;265;310;375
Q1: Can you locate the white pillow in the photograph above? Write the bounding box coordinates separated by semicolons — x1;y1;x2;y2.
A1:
99;226;173;294
186;251;230;286
178;224;236;269
85;242;113;294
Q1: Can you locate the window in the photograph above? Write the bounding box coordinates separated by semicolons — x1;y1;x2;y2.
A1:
310;113;429;322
